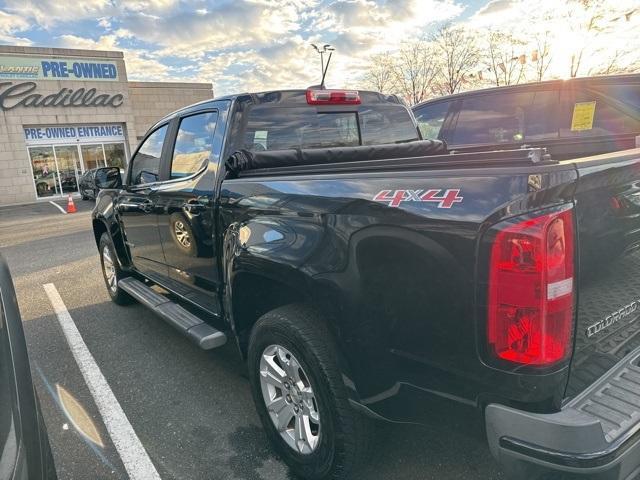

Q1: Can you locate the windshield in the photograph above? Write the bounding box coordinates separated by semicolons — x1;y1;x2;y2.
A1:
242;104;419;151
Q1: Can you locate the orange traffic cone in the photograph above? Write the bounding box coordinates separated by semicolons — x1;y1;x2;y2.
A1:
66;194;77;214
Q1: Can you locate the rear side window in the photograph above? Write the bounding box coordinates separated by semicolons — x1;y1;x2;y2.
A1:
359;105;419;145
592;83;640;110
243;105;418;151
130;125;167;185
560;86;640;138
170;111;218;179
452;90;558;146
413;101;451;140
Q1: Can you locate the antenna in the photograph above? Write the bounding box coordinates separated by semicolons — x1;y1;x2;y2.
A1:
320;51;333;88
311;44;335;88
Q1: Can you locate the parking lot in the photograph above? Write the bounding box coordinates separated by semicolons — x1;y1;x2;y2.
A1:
0;200;504;480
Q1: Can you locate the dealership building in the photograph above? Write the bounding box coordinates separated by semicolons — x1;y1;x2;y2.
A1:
0;45;214;206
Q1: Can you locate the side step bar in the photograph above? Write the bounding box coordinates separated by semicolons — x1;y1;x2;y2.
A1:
119;277;227;350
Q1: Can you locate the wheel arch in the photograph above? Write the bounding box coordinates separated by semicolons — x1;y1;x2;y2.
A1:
228;268;312;358
92;218;130;269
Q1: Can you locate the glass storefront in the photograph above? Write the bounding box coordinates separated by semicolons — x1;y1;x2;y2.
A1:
54;145;81;194
30;146;60;198
29;142;127;199
104;143;126;169
81;144;105;171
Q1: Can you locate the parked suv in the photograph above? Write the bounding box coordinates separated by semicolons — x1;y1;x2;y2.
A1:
413;73;640;159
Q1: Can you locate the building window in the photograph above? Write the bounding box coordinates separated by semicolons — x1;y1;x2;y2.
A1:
30;146;60;198
81;144;106;170
28;141;128;199
104;143;126;169
24;122;129;199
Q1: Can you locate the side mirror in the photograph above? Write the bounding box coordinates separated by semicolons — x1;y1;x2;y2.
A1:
94;167;123;190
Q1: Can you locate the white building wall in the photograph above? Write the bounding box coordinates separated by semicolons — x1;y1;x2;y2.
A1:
0;46;213;206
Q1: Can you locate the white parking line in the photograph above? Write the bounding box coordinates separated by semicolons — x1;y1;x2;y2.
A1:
43;283;161;480
48;201;67;215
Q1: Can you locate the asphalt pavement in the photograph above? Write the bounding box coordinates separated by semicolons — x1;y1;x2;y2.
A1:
0;199;505;480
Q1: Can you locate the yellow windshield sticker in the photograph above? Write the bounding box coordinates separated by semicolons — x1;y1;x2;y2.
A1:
571;101;596;131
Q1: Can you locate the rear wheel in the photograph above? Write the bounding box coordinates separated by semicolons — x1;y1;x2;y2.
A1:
248;304;373;479
99;233;133;305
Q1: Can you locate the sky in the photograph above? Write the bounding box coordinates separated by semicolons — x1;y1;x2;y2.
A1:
0;0;637;96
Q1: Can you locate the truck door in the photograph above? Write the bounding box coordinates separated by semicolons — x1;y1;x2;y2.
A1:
118;124;169;279
154;110;223;315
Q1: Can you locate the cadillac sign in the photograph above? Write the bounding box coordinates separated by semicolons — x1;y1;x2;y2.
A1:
0;81;123;110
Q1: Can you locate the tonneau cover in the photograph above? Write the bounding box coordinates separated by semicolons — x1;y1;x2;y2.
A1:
225;139;447;174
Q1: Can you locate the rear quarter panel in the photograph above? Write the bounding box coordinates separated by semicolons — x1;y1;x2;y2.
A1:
220;164;578;422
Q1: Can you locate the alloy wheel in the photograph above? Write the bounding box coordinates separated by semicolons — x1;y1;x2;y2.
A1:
102;246;117;293
259;344;321;454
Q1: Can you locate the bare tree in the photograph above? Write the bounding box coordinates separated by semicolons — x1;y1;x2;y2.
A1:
530;28;553;81
568;1;604;77
432;25;480;95
362;53;397;93
484;31;527;86
562;0;633;78
589;48;640;75
391;41;439;105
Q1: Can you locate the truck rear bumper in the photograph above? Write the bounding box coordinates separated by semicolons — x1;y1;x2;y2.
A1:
486;346;640;479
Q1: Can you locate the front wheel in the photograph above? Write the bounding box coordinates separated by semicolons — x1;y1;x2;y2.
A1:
99;233;133;305
248;304;373;480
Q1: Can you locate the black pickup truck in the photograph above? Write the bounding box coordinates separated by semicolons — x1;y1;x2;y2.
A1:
92;88;640;480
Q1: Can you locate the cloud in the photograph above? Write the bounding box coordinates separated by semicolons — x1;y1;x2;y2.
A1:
56;34;174;81
115;1;307;59
0;9;32;45
0;0;465;95
2;0;112;28
475;0;518;16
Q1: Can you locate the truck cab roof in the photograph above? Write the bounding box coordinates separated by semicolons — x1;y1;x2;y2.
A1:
158;88;406;126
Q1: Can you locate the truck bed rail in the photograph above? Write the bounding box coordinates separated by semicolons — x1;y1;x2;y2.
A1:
229;145;553;178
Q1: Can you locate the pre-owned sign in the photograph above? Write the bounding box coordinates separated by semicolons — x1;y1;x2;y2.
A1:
0;55;118;81
0;81;124;110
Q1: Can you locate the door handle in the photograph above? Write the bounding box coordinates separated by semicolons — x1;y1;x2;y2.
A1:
182;198;209;213
141;200;153;213
118;199;153;213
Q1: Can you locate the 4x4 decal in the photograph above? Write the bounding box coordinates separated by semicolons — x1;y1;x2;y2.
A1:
373;189;463;208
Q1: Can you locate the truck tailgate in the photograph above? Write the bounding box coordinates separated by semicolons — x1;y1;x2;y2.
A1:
568;148;640;397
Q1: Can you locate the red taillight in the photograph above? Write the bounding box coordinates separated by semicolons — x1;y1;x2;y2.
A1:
306;89;361;105
487;207;575;367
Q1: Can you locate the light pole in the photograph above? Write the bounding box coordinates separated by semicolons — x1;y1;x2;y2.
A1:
311;44;335;88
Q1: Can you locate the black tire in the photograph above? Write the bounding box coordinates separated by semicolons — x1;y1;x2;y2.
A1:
248;304;373;480
81;191;89;200
98;233;134;305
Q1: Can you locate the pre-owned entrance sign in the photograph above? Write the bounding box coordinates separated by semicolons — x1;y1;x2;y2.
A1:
24;124;126;146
